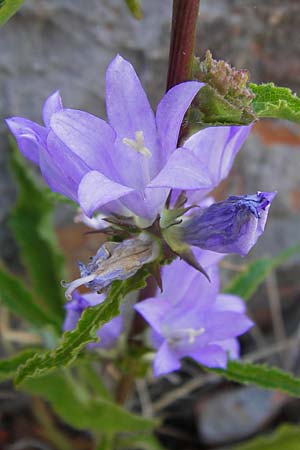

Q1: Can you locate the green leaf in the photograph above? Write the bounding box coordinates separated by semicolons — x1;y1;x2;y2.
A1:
223;245;300;301
9;149;65;324
0;267;58;330
0;0;25;26
209;360;300;397
44;189;77;208
0;348;41;382
77;359;112;401
231;424;300;450
250;82;300;122
15;269;149;385
124;0;143;20
23;368;156;433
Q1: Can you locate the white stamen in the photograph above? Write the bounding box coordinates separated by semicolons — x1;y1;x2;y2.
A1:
186;327;206;344
123;131;152;157
167;327;206;345
62;274;96;300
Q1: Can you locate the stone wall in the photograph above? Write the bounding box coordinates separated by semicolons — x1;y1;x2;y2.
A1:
1;0;300;262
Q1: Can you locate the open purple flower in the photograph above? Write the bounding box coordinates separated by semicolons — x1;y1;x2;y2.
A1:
166;191;276;256
135;259;253;376
64;291;123;349
6;55;251;226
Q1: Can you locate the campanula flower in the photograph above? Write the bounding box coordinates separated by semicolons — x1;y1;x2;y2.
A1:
62;233;159;300
63;291;123;349
6;55;251;226
165;191;276;256
135;259;253;376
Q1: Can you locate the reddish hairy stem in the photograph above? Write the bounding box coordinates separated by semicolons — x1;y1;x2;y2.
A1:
167;0;200;91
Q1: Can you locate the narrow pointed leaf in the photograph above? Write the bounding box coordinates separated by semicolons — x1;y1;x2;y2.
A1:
124;0;143;20
208;360;300;397
9;149;65;323
0;267;58;330
0;0;25;26
223;245;300;301
15;269;149;385
0;348;42;382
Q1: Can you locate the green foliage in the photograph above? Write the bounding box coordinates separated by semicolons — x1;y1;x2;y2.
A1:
78;359;112;401
23;368;156;433
209;361;300;397
224;245;300;301
250;82;300;122
0;267;58;330
44;189;77;208
15;269;149;385
231;424;300;450
9;149;65;324
124;0;142;20
0;0;25;26
0;348;41;382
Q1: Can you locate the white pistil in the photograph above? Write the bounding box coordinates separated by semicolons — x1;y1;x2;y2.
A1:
61;274;97;300
123;131;152;158
167;327;206;345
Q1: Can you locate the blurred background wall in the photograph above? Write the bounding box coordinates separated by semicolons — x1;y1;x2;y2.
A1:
1;0;300;264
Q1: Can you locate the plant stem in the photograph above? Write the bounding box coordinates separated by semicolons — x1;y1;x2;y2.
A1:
115;0;201;406
167;0;200;91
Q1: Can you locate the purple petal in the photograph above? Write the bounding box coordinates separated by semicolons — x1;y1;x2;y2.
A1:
6;117;47;165
156;81;204;160
213;338;240;360
190;344;227;369
119;187;169;223
160;258;206;306
39;141;80;202
192;247;225;268
184;125;251;187
153;342;181;376
105;55;161;181
94;315;123;349
50;109;117;177
148;147;211;190
42;91;63;127
161;265;220;332
214;294;246;313
78;170;133;217
150;329;164;349
135;297;171;335
204;311;254;342
44;130;89;194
